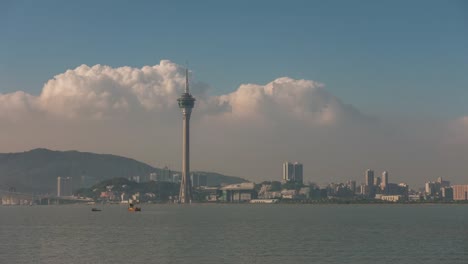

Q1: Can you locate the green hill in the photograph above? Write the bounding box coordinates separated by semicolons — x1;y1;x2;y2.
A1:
0;148;247;194
191;171;248;186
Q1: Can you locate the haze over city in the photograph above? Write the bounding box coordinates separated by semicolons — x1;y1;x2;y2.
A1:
1;1;467;187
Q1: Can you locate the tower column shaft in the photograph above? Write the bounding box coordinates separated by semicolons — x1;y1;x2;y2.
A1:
179;111;192;203
183;114;190;180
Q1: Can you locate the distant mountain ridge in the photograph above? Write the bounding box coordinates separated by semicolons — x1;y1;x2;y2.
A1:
0;148;247;194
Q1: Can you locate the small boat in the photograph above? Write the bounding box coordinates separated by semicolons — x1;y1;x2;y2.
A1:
91;208;101;212
128;203;141;212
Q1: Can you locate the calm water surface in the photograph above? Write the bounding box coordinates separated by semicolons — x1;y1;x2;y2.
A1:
0;204;467;264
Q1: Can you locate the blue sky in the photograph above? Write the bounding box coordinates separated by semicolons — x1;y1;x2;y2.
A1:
1;0;467;118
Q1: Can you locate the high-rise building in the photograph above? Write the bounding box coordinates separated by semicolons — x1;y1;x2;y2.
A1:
365;169;374;186
57;176;72;197
150;167;173;182
177;68;195;204
374;177;381;187
381;171;389;190
441;187;454;201
283;162;294;182
173;174;181;183
160;166;172;182
57;176;62;196
191;173;208;187
425;177;451;198
364;169;375;197
425;182;436;195
282;162;303;184
452;185;468;201
397;183;409;200
436;177;450;188
293;163;303;184
347;180;357;193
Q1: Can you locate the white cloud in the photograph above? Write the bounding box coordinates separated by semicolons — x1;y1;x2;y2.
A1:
455;116;468;128
445;116;468;145
0;91;37;121
37;60;189;119
1;60;368;126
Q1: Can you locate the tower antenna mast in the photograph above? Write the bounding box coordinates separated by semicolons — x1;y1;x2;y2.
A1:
185;67;189;94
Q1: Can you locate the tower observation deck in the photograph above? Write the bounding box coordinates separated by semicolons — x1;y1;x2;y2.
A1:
177;68;195;204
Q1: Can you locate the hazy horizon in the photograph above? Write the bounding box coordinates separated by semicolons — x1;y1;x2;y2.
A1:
1;1;467;188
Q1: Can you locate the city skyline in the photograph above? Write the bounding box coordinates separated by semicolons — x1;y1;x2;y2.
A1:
0;1;467;187
1;2;467;264
4;152;468;204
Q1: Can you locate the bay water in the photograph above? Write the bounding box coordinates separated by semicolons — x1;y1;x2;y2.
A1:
0;204;467;264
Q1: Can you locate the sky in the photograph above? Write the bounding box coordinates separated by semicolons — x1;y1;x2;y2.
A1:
0;0;467;187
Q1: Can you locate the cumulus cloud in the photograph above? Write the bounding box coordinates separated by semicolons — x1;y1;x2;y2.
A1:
0;60;467;187
0;91;37;121
216;77;368;125
445;116;468;145
0;60;213;120
38;60;191;119
2;60;367;126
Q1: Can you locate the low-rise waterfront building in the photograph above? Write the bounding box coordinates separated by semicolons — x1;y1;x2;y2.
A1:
408;194;422;202
380;195;403;202
281;189;298;199
299;187;310;199
220;182;256;202
262;191;282;199
198;187;220;202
